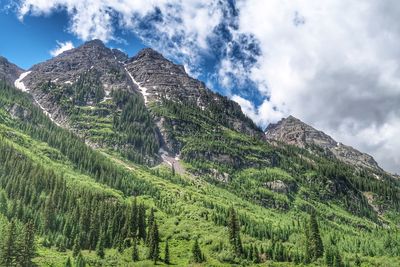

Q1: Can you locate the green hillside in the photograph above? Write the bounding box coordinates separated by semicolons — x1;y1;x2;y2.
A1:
0;79;400;267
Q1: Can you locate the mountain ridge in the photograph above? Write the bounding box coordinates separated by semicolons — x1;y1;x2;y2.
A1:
0;41;391;175
3;40;390;176
8;40;261;163
265;115;383;172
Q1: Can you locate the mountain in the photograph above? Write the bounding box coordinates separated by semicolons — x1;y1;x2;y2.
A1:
265;115;382;171
14;40;260;165
0;56;23;85
16;39;160;163
0;41;400;266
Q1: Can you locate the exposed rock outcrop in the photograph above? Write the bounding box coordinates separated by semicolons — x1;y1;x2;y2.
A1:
264;180;296;194
124;48;261;138
265;115;381;171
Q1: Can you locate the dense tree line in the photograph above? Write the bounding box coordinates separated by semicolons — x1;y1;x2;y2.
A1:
112;90;160;161
0;81;160;197
0;135;151;256
0;218;36;266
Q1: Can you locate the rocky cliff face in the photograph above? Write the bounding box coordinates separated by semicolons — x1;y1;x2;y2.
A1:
24;40;130;92
0;56;23;85
265;115;382;171
13;40;134;127
124;48;260;137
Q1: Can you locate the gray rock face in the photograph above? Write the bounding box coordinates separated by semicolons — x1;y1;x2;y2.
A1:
0;56;23;85
265;180;292;194
265;115;381;171
7;104;31;121
124;48;261;138
14;40;258;135
24;39;132;96
12;40;135;129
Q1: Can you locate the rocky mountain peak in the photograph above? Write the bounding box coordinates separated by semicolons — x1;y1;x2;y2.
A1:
132;48;167;62
265;116;382;171
124;46;260;139
81;39;106;48
112;48;129;62
14;40;134;128
265;115;311;134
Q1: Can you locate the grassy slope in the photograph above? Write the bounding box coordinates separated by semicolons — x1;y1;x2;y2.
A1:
0;83;400;266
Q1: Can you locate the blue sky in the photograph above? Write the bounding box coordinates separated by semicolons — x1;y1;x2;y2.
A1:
0;7;146;69
2;0;400;173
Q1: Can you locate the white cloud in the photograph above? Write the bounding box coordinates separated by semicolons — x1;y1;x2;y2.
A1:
18;0;224;79
18;1;222;54
233;0;400;173
50;41;74;56
232;95;286;127
17;0;400;173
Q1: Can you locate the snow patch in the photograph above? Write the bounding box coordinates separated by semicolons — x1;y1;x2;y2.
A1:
14;71;61;126
196;96;205;110
14;71;32;92
64;80;73;85
124;66;149;105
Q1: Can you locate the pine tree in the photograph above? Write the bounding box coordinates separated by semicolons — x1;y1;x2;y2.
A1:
75;252;86;267
304;224;311;264
0;190;7;215
132;238;139;262
96;235;105;259
65;257;72;267
247;245;254;260
117;235;124;253
148;220;160;264
333;249;343;267
131;198;138;237
147;208;155;245
192;238;204;263
72;235;81;258
43;196;55;231
253;245;260;263
228;207;243;256
20;220;36;266
306;212;324;261
355;254;361;267
325;246;335;267
164;239;170;264
138;204;147;241
1;220;17;266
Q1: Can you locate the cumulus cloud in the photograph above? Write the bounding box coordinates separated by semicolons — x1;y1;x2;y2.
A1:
233;0;400;173
18;0;223;67
50;41;74;56
232;95;285;126
17;0;400;173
